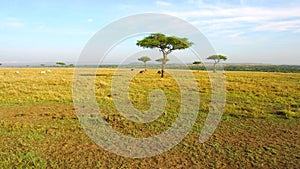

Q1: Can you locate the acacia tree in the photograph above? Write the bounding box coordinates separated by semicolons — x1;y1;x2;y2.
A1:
207;55;227;72
137;33;193;78
155;58;169;63
193;61;202;72
138;56;151;71
56;62;66;67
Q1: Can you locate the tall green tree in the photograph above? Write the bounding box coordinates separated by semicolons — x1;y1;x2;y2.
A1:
193;61;202;72
138;56;151;71
137;33;193;77
207;55;227;72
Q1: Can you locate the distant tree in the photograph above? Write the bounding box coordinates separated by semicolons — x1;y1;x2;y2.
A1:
207;55;227;72
193;61;202;72
68;64;75;67
41;64;45;67
56;62;66;67
155;58;169;63
137;33;193;78
0;63;2;66
138;56;151;71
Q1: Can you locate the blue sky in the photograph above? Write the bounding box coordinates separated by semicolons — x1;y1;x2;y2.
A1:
0;0;300;65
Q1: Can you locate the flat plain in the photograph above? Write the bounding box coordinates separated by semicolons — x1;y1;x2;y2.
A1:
0;68;299;168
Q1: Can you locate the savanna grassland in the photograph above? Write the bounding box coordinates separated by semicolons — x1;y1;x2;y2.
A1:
0;68;299;168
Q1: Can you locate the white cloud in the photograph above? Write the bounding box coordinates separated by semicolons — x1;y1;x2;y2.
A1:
294;29;300;33
156;1;171;6
166;6;300;20
253;20;300;32
227;31;244;38
87;18;93;23
164;5;300;37
3;17;25;28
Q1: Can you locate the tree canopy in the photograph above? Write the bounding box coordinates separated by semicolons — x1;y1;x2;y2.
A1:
137;33;193;55
193;61;202;65
138;56;151;63
207;55;227;62
137;33;193;77
155;58;169;62
56;62;66;66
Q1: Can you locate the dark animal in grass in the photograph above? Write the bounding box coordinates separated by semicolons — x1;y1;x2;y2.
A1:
139;70;145;73
157;70;161;74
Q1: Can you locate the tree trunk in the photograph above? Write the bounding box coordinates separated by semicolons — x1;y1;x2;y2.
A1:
144;62;147;71
161;53;167;78
213;62;216;72
213;59;219;72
